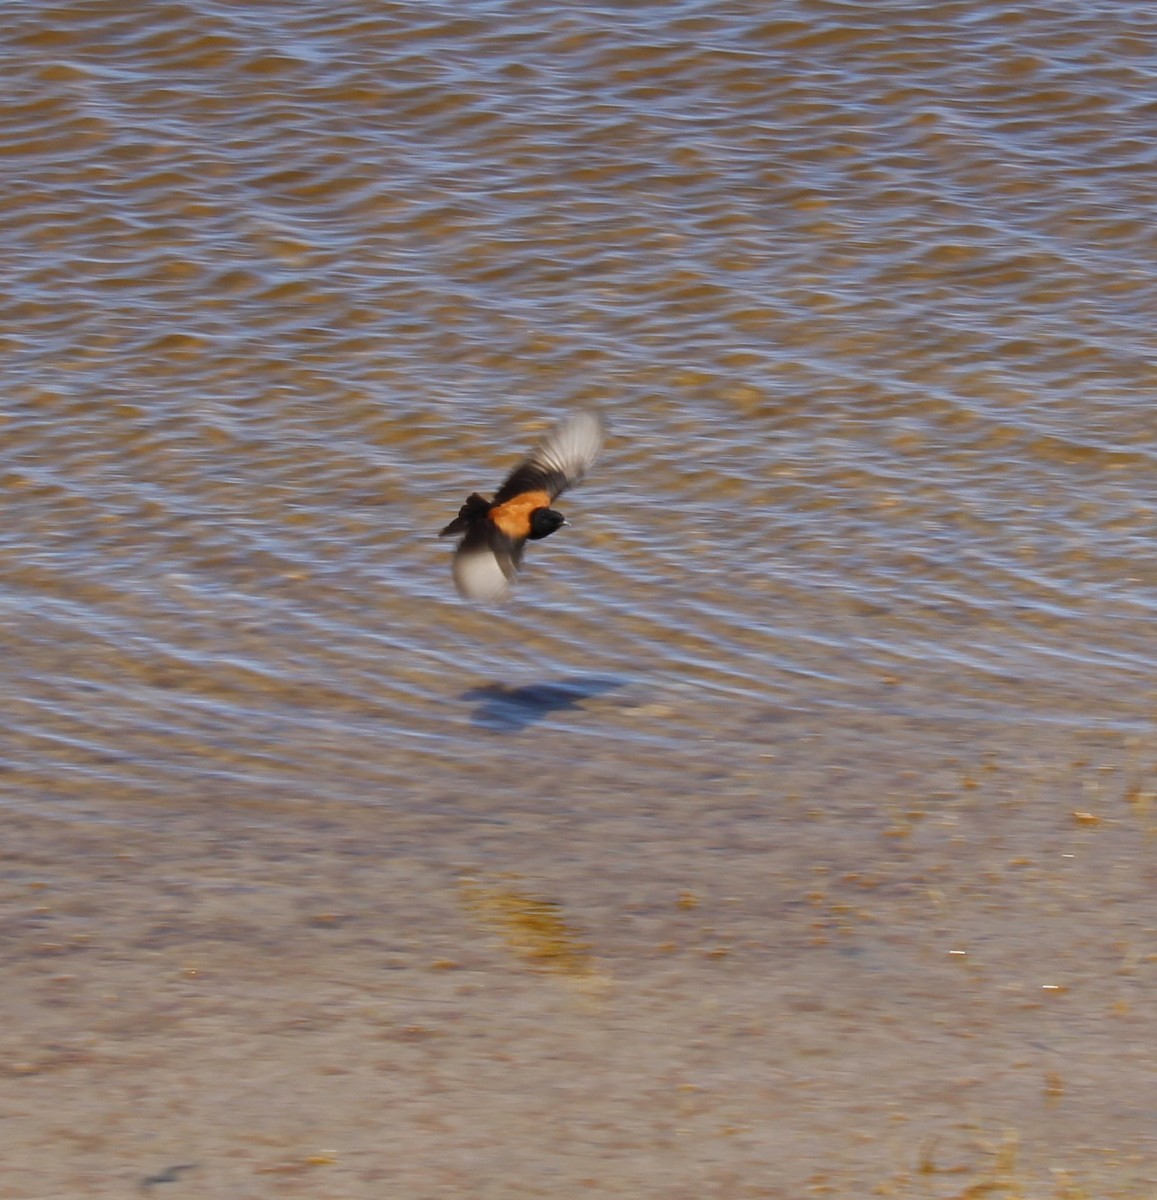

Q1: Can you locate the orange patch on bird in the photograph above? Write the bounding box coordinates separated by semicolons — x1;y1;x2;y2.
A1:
488;489;551;539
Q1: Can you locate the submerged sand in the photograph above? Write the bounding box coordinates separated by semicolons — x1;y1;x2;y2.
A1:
4;714;1155;1199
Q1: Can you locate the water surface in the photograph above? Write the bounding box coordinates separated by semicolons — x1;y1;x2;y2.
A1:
3;3;1156;1196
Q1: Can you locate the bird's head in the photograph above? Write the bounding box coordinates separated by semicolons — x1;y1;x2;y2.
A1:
528;507;568;540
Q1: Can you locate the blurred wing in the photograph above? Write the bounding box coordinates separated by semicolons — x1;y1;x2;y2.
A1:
492;410;605;505
451;522;524;604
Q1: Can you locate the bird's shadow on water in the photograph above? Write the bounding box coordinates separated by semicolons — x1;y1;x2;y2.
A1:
463;675;627;732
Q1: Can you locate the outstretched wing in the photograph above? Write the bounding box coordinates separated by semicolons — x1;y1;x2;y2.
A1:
492;411;605;506
451;520;526;604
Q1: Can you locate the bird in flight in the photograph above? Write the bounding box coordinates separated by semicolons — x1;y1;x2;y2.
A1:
440;411;605;603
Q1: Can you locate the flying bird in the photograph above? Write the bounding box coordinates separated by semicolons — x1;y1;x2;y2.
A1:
439;411;605;603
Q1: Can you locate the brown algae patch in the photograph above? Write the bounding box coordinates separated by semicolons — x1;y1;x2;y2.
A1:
897;1128;1134;1200
458;876;595;980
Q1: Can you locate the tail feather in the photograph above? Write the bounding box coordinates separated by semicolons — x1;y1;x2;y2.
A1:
439;492;492;537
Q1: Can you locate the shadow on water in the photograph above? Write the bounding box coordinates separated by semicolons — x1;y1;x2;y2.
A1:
463;676;627;732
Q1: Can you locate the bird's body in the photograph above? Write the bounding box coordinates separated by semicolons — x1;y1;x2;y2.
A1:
488;489;553;539
439;411;605;603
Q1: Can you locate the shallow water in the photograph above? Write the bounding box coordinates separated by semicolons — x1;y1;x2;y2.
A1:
4;2;1157;823
5;4;1157;1196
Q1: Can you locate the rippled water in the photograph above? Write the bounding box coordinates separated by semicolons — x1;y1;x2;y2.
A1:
8;5;1157;1197
3;1;1157;813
